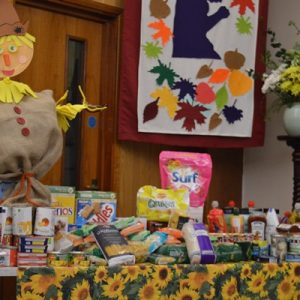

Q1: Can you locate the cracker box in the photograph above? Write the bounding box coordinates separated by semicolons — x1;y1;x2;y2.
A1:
48;186;76;230
76;191;117;225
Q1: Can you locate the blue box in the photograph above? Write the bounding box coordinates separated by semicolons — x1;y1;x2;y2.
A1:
75;191;117;225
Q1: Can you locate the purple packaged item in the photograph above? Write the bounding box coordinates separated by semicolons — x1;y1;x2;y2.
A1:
182;222;216;264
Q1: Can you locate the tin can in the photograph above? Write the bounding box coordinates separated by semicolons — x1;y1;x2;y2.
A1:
47;237;54;252
288;234;300;254
12;207;33;235
70;251;90;267
48;251;70;267
1;234;13;246
0;206;12;235
12;235;20;248
270;234;287;262
34;207;55;236
0;246;17;266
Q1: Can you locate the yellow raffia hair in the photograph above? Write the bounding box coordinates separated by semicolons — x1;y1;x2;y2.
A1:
0;33;36;48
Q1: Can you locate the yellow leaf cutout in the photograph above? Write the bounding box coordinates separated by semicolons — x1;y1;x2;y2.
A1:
228;70;253;97
151;86;178;119
208;68;230;84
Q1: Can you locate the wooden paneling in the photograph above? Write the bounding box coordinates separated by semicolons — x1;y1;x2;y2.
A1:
0;277;16;300
93;0;123;8
114;141;243;218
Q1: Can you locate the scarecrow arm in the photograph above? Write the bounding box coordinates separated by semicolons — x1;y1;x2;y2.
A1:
55;87;107;132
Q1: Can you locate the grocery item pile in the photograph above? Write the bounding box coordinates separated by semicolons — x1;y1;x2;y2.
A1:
0;151;299;267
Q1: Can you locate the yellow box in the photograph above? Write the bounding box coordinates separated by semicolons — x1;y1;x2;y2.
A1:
48;186;76;225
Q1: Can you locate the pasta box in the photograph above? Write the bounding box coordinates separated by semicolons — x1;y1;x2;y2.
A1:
76;191;117;225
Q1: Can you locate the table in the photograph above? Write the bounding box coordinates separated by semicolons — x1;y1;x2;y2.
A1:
278;136;300;209
16;262;300;299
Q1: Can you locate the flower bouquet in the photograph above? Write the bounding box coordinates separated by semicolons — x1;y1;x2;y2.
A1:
262;21;300;112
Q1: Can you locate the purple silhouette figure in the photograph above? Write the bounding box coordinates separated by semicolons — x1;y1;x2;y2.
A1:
172;0;230;59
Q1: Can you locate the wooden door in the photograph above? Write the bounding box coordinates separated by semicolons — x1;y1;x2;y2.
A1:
14;0;122;190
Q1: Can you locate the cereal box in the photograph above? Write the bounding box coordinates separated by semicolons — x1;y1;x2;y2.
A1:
48;186;76;230
76;191;117;225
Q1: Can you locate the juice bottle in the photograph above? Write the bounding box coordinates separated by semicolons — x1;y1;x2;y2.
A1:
207;201;227;233
230;207;244;233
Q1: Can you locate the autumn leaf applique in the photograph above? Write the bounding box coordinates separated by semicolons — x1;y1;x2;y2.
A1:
174;102;208;132
148;19;173;46
236;16;253;35
209;112;223;131
208;69;230;84
151;86;178;119
149;60;179;87
197;63;213;79
222;101;243;124
172;78;197;100
228;69;253;96
215;84;229;110
195;82;215;104
143;98;159;123
149;0;171;19
230;0;255;16
142;41;163;59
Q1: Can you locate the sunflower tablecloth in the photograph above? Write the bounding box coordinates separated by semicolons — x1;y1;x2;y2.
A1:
16;262;300;299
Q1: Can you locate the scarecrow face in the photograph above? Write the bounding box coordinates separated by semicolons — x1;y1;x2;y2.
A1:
0;39;34;78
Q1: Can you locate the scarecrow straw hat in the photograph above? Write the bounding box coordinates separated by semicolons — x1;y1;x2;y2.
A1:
0;0;29;37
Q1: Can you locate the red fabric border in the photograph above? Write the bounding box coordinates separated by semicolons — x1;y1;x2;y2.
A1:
118;0;268;148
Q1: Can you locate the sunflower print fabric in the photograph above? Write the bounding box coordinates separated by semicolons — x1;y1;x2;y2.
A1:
17;262;300;299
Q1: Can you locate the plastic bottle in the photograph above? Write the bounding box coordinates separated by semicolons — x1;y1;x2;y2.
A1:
207;201;227;233
265;208;279;244
223;200;236;232
240;207;250;233
248;209;266;240
230;207;244;233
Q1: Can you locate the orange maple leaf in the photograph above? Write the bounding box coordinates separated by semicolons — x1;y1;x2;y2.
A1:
230;0;255;15
148;19;173;46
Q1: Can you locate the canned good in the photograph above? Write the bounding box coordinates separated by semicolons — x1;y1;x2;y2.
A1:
1;234;13;246
70;251;90;267
270;234;287;262
0;206;12;235
34;207;55;236
12;207;33;235
288;234;300;254
0;246;17;266
48;251;70;267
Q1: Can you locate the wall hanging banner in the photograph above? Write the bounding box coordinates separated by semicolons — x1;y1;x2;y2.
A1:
118;0;268;147
138;0;259;137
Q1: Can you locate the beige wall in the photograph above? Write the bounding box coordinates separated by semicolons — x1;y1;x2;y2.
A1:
243;0;298;214
92;0;123;8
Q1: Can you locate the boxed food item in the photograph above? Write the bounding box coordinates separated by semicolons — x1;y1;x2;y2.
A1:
48;186;76;230
92;224;135;267
76;191;117;225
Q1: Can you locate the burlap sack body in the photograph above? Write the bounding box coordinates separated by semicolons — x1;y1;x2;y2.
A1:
0;90;63;207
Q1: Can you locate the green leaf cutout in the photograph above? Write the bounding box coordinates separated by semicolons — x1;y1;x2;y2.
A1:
215;84;229;110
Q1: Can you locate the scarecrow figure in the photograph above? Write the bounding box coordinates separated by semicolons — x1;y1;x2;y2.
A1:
0;0;106;207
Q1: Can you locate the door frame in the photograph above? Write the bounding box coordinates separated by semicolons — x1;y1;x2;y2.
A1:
15;0;123;191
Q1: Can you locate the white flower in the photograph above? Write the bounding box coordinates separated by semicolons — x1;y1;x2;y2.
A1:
261;64;287;94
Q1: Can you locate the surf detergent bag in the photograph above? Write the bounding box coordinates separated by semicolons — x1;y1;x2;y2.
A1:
159;151;212;221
